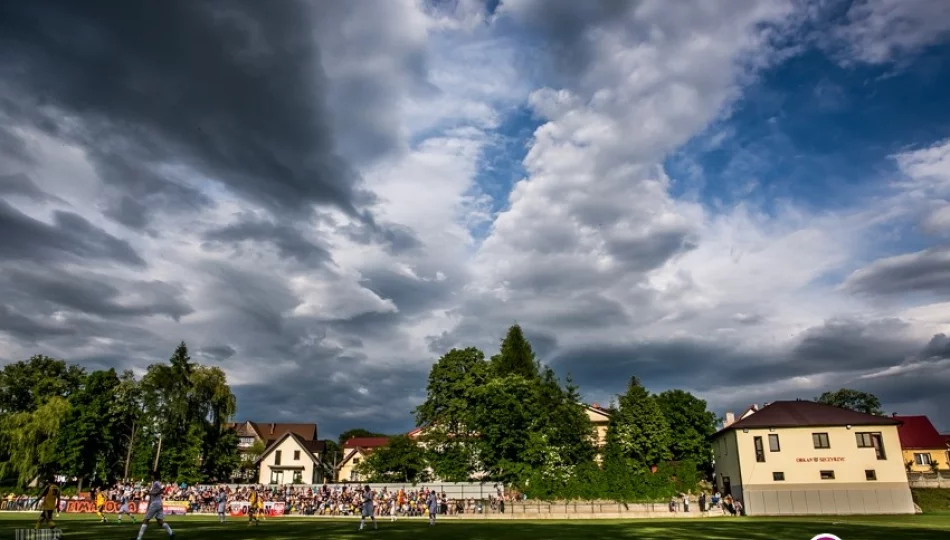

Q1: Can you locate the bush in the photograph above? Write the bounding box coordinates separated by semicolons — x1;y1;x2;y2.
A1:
520;459;701;502
912;488;950;513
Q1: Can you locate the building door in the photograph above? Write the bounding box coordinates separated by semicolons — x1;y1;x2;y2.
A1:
722;476;731;496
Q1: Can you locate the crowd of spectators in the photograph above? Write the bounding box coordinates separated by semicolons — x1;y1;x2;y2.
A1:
3;483;512;516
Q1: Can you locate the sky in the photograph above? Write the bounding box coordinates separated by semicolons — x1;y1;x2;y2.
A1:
1;0;949;439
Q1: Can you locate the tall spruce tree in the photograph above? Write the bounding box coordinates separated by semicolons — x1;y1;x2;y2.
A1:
490;324;538;378
604;376;672;468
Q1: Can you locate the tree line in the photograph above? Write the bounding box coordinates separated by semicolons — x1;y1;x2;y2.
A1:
0;342;239;491
356;324;719;502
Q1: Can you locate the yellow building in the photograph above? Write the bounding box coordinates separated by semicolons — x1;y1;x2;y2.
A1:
712;400;914;516
255;432;327;485
894;415;950;472
336;437;390;482
582;403;611;448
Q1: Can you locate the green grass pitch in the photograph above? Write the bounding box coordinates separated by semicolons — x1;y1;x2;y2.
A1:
1;513;948;539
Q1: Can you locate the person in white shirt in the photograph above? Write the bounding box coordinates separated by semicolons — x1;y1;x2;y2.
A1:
135;471;174;539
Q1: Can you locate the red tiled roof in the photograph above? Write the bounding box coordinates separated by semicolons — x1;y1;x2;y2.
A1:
342;436;390;449
894;416;946;450
714;400;899;436
227;421;318;441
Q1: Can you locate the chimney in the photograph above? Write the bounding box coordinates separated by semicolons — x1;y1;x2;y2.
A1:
270;423;275;435
724;412;735;427
892;413;898;417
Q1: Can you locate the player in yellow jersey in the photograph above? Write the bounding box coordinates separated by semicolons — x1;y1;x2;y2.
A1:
247;490;259;526
256;492;266;521
95;488;107;522
35;477;61;530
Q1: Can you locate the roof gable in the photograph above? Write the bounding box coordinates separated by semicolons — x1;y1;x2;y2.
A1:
716;400;899;436
894;415;946;449
582;403;611;422
255;432;325;465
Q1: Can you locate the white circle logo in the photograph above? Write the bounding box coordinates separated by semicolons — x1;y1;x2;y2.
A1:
810;535;842;540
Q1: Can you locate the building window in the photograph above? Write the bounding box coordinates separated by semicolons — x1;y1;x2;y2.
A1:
773;472;785;481
270;470;283;484
239;436;255;447
292;471;303;484
871;433;886;460
754;436;765;462
820;470;835;480
349;470;359;482
865;470;877;481
275;450;282;466
353;458;360;464
813;432;831;449
915;453;933;465
857;432;887;459
294;450;301;461
768;434;781;452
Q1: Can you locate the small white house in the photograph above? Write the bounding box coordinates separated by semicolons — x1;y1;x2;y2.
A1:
256;432;327;485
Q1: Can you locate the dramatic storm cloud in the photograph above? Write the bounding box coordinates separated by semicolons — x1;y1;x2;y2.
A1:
2;0;950;437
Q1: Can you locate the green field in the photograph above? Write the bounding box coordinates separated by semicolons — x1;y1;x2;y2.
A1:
2;514;950;540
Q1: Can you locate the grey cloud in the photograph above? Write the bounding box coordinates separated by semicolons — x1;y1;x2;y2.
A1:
549;317;920;396
342;217;423;255
203;218;333;267
499;0;632;81
841;245;950;299
1;267;193;321
0;304;75;342
0;0;366;223
0;172;63;203
233;358;428;439
605;227;698;270
200;345;237;361
359;268;458;316
0;199;145;267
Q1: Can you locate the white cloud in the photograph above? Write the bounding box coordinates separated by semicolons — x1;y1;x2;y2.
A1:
832;0;950;65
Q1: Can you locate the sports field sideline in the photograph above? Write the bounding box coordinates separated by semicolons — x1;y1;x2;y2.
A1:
1;513;948;539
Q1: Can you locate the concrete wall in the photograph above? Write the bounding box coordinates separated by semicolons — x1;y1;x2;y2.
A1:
743;483;915;515
908;472;950;488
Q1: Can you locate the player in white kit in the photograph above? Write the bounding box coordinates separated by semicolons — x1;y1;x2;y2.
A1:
116;490;136;523
134;471;174;539
358;485;377;531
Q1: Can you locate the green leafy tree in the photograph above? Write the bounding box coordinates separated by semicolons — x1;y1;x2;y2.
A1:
0;355;85;414
604;377;672;468
140;342;238;483
57;369;124;490
490;325;538;379
816;388;884;415
414;347;490;481
655;389;717;473
0;397;71;486
356;435;429;482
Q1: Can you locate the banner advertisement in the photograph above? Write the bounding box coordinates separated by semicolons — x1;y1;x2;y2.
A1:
62;500;135;514
228;501;286;517
135;501;189;515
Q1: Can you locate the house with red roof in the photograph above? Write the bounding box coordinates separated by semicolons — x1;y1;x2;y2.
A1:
336;436;391;482
713;400;914;516
893;415;950;472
